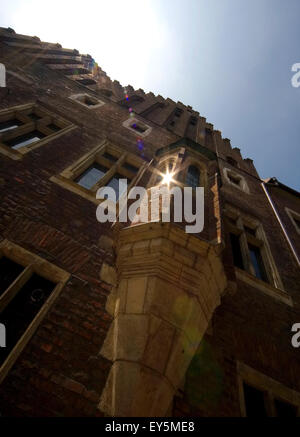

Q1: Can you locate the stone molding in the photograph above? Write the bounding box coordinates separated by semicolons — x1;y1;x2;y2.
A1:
98;222;227;416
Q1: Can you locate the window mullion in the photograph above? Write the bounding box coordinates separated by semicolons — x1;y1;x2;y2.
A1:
0;264;33;312
91;167;116;192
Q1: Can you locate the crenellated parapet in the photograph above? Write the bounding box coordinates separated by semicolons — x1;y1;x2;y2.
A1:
0;26;257;173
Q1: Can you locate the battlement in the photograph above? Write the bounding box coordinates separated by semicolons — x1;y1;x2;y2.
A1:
0;26;254;168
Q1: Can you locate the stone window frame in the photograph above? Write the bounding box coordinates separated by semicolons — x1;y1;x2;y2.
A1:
237;361;300;417
122;117;152;138
0;239;70;384
68;93;105;109
148;150;208;193
50;139;146;205
285;207;300;235
0;103;75;160
223;167;250;194
225;205;291;305
181;156;208;189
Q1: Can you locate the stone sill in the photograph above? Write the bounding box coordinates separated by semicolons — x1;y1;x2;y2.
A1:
235;268;293;307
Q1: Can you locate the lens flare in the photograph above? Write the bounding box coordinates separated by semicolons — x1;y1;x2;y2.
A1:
161;169;174;186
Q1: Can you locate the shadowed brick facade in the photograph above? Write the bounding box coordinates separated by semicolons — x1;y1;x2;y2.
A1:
0;27;299;417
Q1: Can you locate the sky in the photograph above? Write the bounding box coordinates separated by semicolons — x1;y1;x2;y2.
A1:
1;0;300;190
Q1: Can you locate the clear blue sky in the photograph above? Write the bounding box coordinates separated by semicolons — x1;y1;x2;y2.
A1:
1;0;300;190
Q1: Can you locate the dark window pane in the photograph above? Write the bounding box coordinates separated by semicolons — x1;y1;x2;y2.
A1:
4;130;45;150
122;162;139;173
0;273;55;366
47;123;61;132
186;165;200;188
102;152;118;163
131;123;146;133
243;383;268;417
229;233;245;270
228;173;241;185
27;112;42;121
0;257;24;298
248;244;268;282
75;163;108;189
106;174;130;200
274;399;298;417
0;119;22;133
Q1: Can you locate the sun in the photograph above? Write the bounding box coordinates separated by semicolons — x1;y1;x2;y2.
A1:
161;169;174;187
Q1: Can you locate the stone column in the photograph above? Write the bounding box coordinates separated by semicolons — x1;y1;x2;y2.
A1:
98;222;227;417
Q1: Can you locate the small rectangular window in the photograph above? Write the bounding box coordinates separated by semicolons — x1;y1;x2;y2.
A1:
4;131;46;150
243;383;268;417
244;226;256;236
131;123;147;134
75;163;108;189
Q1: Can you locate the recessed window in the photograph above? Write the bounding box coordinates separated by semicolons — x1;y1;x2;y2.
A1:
248;243;268;282
243;383;268;417
106;173;131;200
75;163;108;189
122;117;152;137
228;172;241;186
131;123;147;134
0;240;69;383
102;152;118;163
229;233;244;270
27;112;42;121
4;130;46;150
69;93;104;109
122;162;139;173
224;168;249;193
0;119;23;133
190;116;197;126
186;165;200;188
0;103;74;159
47;123;61;132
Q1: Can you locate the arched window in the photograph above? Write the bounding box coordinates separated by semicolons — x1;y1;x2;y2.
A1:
186;165;200;188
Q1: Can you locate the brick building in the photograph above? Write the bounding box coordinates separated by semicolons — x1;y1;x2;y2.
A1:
0;27;299;417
